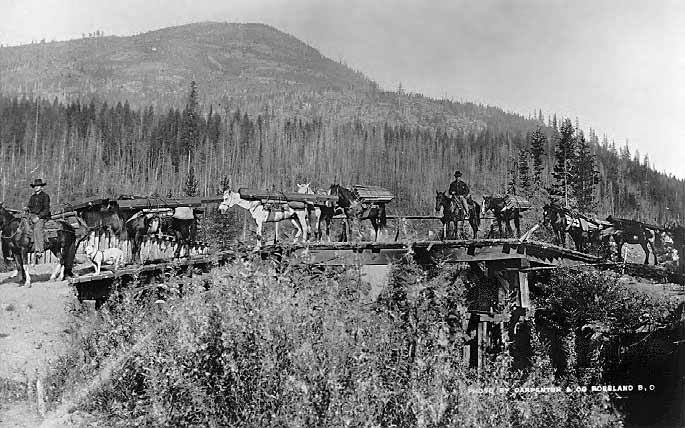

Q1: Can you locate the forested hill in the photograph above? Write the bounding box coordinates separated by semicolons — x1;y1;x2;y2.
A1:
0;22;534;133
0;22;683;223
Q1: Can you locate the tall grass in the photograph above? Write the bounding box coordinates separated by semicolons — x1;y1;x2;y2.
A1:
46;259;624;427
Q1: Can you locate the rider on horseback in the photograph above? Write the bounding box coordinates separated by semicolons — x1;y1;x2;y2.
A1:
448;170;470;215
26;178;51;261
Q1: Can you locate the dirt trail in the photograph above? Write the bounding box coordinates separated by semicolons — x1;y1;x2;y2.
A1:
0;264;77;427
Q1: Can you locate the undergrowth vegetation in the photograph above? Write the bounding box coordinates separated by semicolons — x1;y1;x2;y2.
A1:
46;259;683;427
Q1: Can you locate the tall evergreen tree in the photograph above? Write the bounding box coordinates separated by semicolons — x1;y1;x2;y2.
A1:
528;126;546;189
572;131;599;212
507;154;518;195
180;81;200;170
517;148;531;195
184;166;199;197
551;118;577;207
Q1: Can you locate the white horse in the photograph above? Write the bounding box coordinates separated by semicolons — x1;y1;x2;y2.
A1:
218;189;308;247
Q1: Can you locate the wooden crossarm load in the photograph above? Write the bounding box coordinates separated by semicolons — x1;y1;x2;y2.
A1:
606;216;664;232
609;217;668;233
53;198;111;215
115;197;203;210
352;185;394;204
503;195;531;211
238;188;338;205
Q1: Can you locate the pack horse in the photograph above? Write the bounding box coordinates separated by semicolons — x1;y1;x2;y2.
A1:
0;204;89;287
219;189;309;247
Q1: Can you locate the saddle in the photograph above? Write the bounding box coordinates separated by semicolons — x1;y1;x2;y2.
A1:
20;217;60;241
261;199;306;211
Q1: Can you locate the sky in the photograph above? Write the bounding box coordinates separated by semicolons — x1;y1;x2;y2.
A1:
2;0;684;178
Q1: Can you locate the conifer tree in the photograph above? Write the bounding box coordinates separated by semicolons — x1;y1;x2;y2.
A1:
180;81;200;170
551;118;577;207
184;166;199;197
528;126;546;189
517;148;531;195
572;131;598;212
507;155;518;195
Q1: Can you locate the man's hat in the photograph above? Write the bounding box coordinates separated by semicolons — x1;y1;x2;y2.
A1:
454;170;462;177
30;178;47;187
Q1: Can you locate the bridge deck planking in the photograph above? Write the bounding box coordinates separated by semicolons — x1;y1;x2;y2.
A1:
68;239;605;286
69;251;237;284
264;239;602;266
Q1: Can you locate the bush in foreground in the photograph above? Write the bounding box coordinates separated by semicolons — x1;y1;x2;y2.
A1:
47;260;624;427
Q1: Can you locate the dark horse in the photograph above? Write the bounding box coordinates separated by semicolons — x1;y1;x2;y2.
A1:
122;211;158;263
483;195;522;238
0;204;88;287
542;203;596;253
161;207;198;258
434;191;481;239
123;208;197;262
602;216;657;265
329;184;386;242
80;201;125;238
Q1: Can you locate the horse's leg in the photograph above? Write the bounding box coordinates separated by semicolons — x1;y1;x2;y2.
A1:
323;216;330;242
615;237;624;262
642;240;650;265
14;252;25;285
513;214;521;238
19;251;31;288
50;252;62;280
298;210;309;242
648;237;657;264
371;218;379;242
255;219;264;249
341;218;348;242
314;208;321;241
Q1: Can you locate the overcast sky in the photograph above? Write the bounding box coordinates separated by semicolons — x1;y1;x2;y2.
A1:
2;0;684;178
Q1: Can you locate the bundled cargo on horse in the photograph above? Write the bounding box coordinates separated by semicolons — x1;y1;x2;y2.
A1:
564;210;608;233
238;188;338;209
501;194;531;212
352;185;395;204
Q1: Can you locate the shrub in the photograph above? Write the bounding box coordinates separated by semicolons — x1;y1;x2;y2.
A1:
47;260;625;427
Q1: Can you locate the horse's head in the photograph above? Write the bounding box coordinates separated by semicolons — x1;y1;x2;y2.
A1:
0;203;16;229
482;195;493;212
329;184;352;207
296;183;312;194
219;190;240;213
435;191;447;213
147;215;160;234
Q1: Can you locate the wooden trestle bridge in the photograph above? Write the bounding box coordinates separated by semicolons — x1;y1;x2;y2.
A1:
69;237;653;368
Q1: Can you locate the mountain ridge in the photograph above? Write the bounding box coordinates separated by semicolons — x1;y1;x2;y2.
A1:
0;21;539;133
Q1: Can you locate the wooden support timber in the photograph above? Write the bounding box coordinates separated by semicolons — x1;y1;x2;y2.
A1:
69;250;238;307
271;239;602;268
116;197;203;210
238;188;338;205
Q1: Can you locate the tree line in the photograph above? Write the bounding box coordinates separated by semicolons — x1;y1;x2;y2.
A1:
0;88;682;224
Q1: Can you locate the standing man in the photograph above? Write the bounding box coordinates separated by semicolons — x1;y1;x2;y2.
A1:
27;178;51;261
448;170;470;213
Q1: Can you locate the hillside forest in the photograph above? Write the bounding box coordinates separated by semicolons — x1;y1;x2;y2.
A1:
0;85;683;224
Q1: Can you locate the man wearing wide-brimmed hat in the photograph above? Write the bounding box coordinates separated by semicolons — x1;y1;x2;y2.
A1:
448;170;470;213
26;178;51;260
